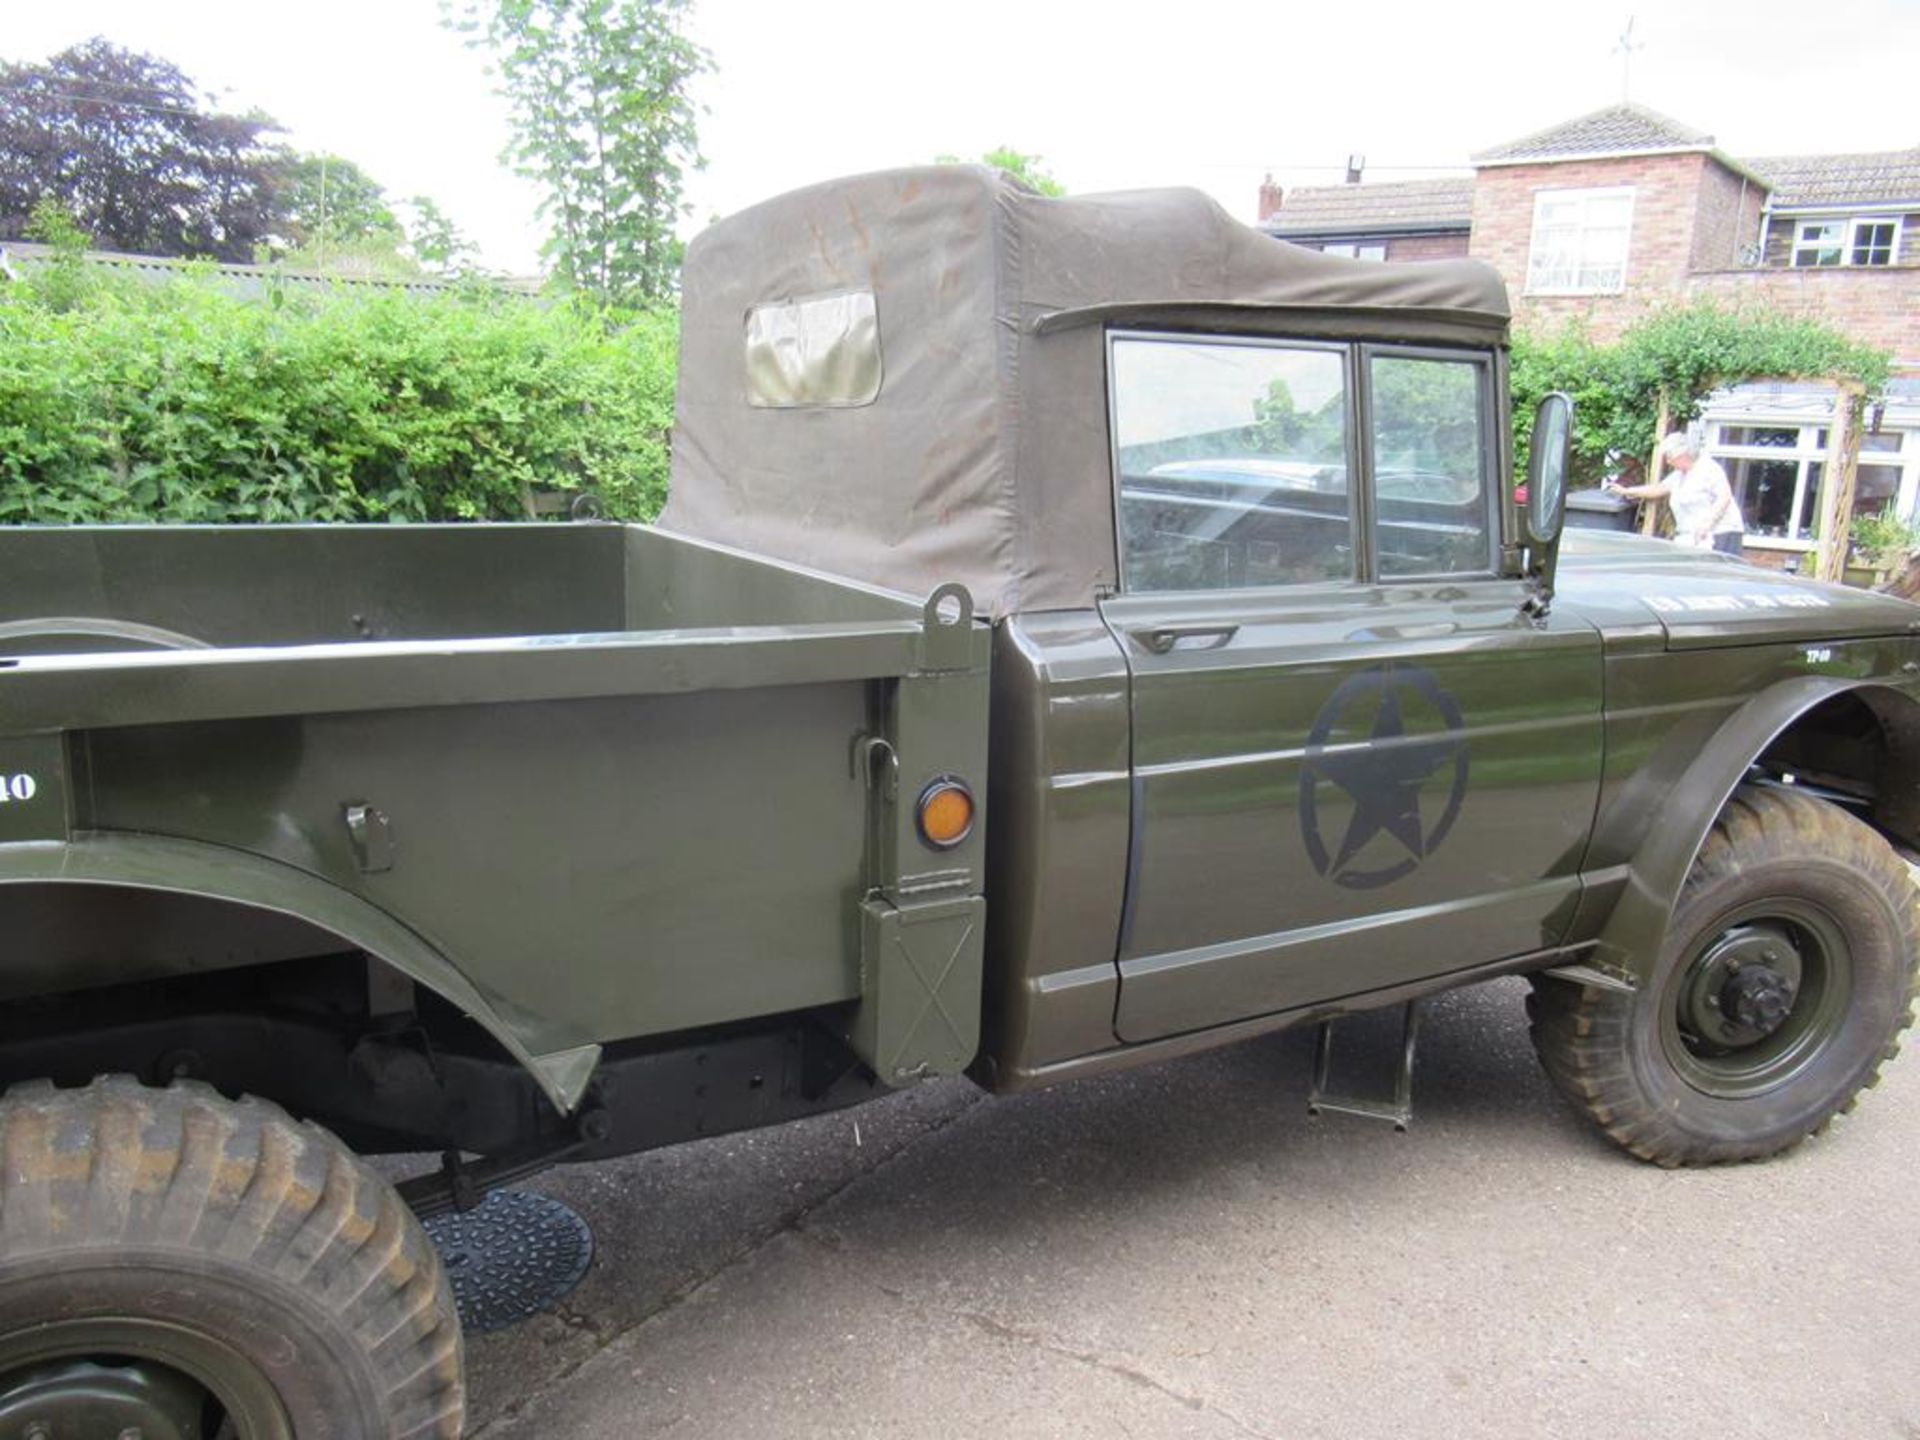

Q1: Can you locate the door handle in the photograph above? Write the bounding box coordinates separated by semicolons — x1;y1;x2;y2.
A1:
1138;623;1240;654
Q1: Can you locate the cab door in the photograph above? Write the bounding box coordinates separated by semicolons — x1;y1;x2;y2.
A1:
1102;332;1602;1043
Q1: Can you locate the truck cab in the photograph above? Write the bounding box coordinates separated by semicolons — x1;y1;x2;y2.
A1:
663;165;1920;1099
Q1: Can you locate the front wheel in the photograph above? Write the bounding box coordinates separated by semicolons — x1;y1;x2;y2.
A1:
0;1077;464;1438
1529;784;1919;1166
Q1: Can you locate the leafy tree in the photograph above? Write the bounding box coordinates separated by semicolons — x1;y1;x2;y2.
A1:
19;198;94;312
448;0;712;306
277;152;403;252
980;146;1065;197
1370;355;1481;486
404;195;480;276
1252;379;1344;463
0;38;284;262
936;145;1066;196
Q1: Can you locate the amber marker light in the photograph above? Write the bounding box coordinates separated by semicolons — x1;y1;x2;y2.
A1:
917;777;976;850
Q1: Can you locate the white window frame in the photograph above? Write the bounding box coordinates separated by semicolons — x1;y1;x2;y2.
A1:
1525;186;1635;296
1857;429;1916;528
1790;215;1903;268
1710;424;1824;549
1707;420;1916;551
1322;241;1387;262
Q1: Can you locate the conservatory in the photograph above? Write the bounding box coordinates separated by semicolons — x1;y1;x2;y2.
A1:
1699;378;1920;564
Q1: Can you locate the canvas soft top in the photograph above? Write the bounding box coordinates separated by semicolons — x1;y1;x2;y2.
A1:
661;165;1511;614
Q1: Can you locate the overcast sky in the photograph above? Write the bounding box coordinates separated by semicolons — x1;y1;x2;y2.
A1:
9;1;1918;274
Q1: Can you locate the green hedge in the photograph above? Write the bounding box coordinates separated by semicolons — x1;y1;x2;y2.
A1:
6;268;1890;531
0;265;676;524
1510;303;1890;488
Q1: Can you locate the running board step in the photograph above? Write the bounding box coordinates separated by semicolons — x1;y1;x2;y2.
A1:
1307;1001;1421;1132
1538;961;1637;994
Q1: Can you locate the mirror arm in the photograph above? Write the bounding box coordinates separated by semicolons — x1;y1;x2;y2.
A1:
1521;549;1559;620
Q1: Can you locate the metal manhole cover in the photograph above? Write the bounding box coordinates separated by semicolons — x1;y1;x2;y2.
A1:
421;1189;595;1334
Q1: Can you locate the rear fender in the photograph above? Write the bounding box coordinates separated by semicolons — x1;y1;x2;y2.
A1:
0;832;598;1111
1595;676;1920;977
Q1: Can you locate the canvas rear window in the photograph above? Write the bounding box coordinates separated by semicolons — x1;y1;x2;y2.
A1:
745;290;883;408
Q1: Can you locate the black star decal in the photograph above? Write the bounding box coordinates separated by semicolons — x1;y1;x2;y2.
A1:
1299;665;1469;890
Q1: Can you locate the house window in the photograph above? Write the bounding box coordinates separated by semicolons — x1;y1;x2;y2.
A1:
1853;431;1912;528
1791;217;1902;268
1713;423;1825;543
1526;187;1634;295
1322;242;1387;262
1851;220;1898;265
1710;422;1915;546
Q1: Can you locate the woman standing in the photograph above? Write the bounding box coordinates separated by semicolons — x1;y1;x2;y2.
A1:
1607;432;1746;554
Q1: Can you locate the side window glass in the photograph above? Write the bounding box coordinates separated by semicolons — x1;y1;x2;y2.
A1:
1112;337;1350;592
1369;355;1492;578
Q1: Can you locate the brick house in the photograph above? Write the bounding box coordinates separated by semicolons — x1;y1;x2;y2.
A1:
1258;104;1920;562
1253;174;1472;264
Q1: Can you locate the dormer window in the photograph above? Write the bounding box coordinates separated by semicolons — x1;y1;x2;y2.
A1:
1791;217;1901;268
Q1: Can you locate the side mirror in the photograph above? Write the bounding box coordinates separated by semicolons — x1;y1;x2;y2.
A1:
1527;392;1574;547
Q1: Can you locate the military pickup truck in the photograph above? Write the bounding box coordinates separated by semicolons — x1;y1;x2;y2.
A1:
3;167;1917;1438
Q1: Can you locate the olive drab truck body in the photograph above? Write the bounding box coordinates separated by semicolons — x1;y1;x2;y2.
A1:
3;166;1917;1437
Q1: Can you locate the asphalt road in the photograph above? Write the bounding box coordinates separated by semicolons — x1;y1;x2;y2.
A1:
461;977;1919;1439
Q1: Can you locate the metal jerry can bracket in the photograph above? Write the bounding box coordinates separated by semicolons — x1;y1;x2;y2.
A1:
851;894;985;1085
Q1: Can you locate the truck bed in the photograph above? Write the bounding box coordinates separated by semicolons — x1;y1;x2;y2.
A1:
0;522;920;650
0;524;990;1105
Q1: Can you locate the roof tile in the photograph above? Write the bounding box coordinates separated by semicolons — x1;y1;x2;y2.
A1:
1741;149;1920;208
1473;102;1713;163
1262;177;1475;236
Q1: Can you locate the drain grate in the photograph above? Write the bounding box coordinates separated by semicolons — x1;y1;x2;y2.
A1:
421;1189;595;1334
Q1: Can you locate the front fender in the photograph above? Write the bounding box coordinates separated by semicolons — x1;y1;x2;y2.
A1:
1594;675;1920;978
0;832;598;1111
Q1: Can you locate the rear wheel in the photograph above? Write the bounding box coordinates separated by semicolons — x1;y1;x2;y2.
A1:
0;1077;464;1438
1529;784;1919;1166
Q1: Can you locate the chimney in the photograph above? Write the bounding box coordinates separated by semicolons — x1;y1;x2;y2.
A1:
1257;173;1284;223
1345;153;1365;186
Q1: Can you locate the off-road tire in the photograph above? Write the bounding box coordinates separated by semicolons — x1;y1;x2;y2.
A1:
0;1076;464;1438
1528;784;1920;1166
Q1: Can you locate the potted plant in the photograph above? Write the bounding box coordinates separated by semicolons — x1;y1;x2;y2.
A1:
1846;503;1919;588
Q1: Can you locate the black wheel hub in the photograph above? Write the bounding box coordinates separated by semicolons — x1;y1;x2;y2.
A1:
1720;963;1796;1040
0;1318;294;1440
0;1357;210;1440
1676;923;1804;1052
1663;905;1852;1099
